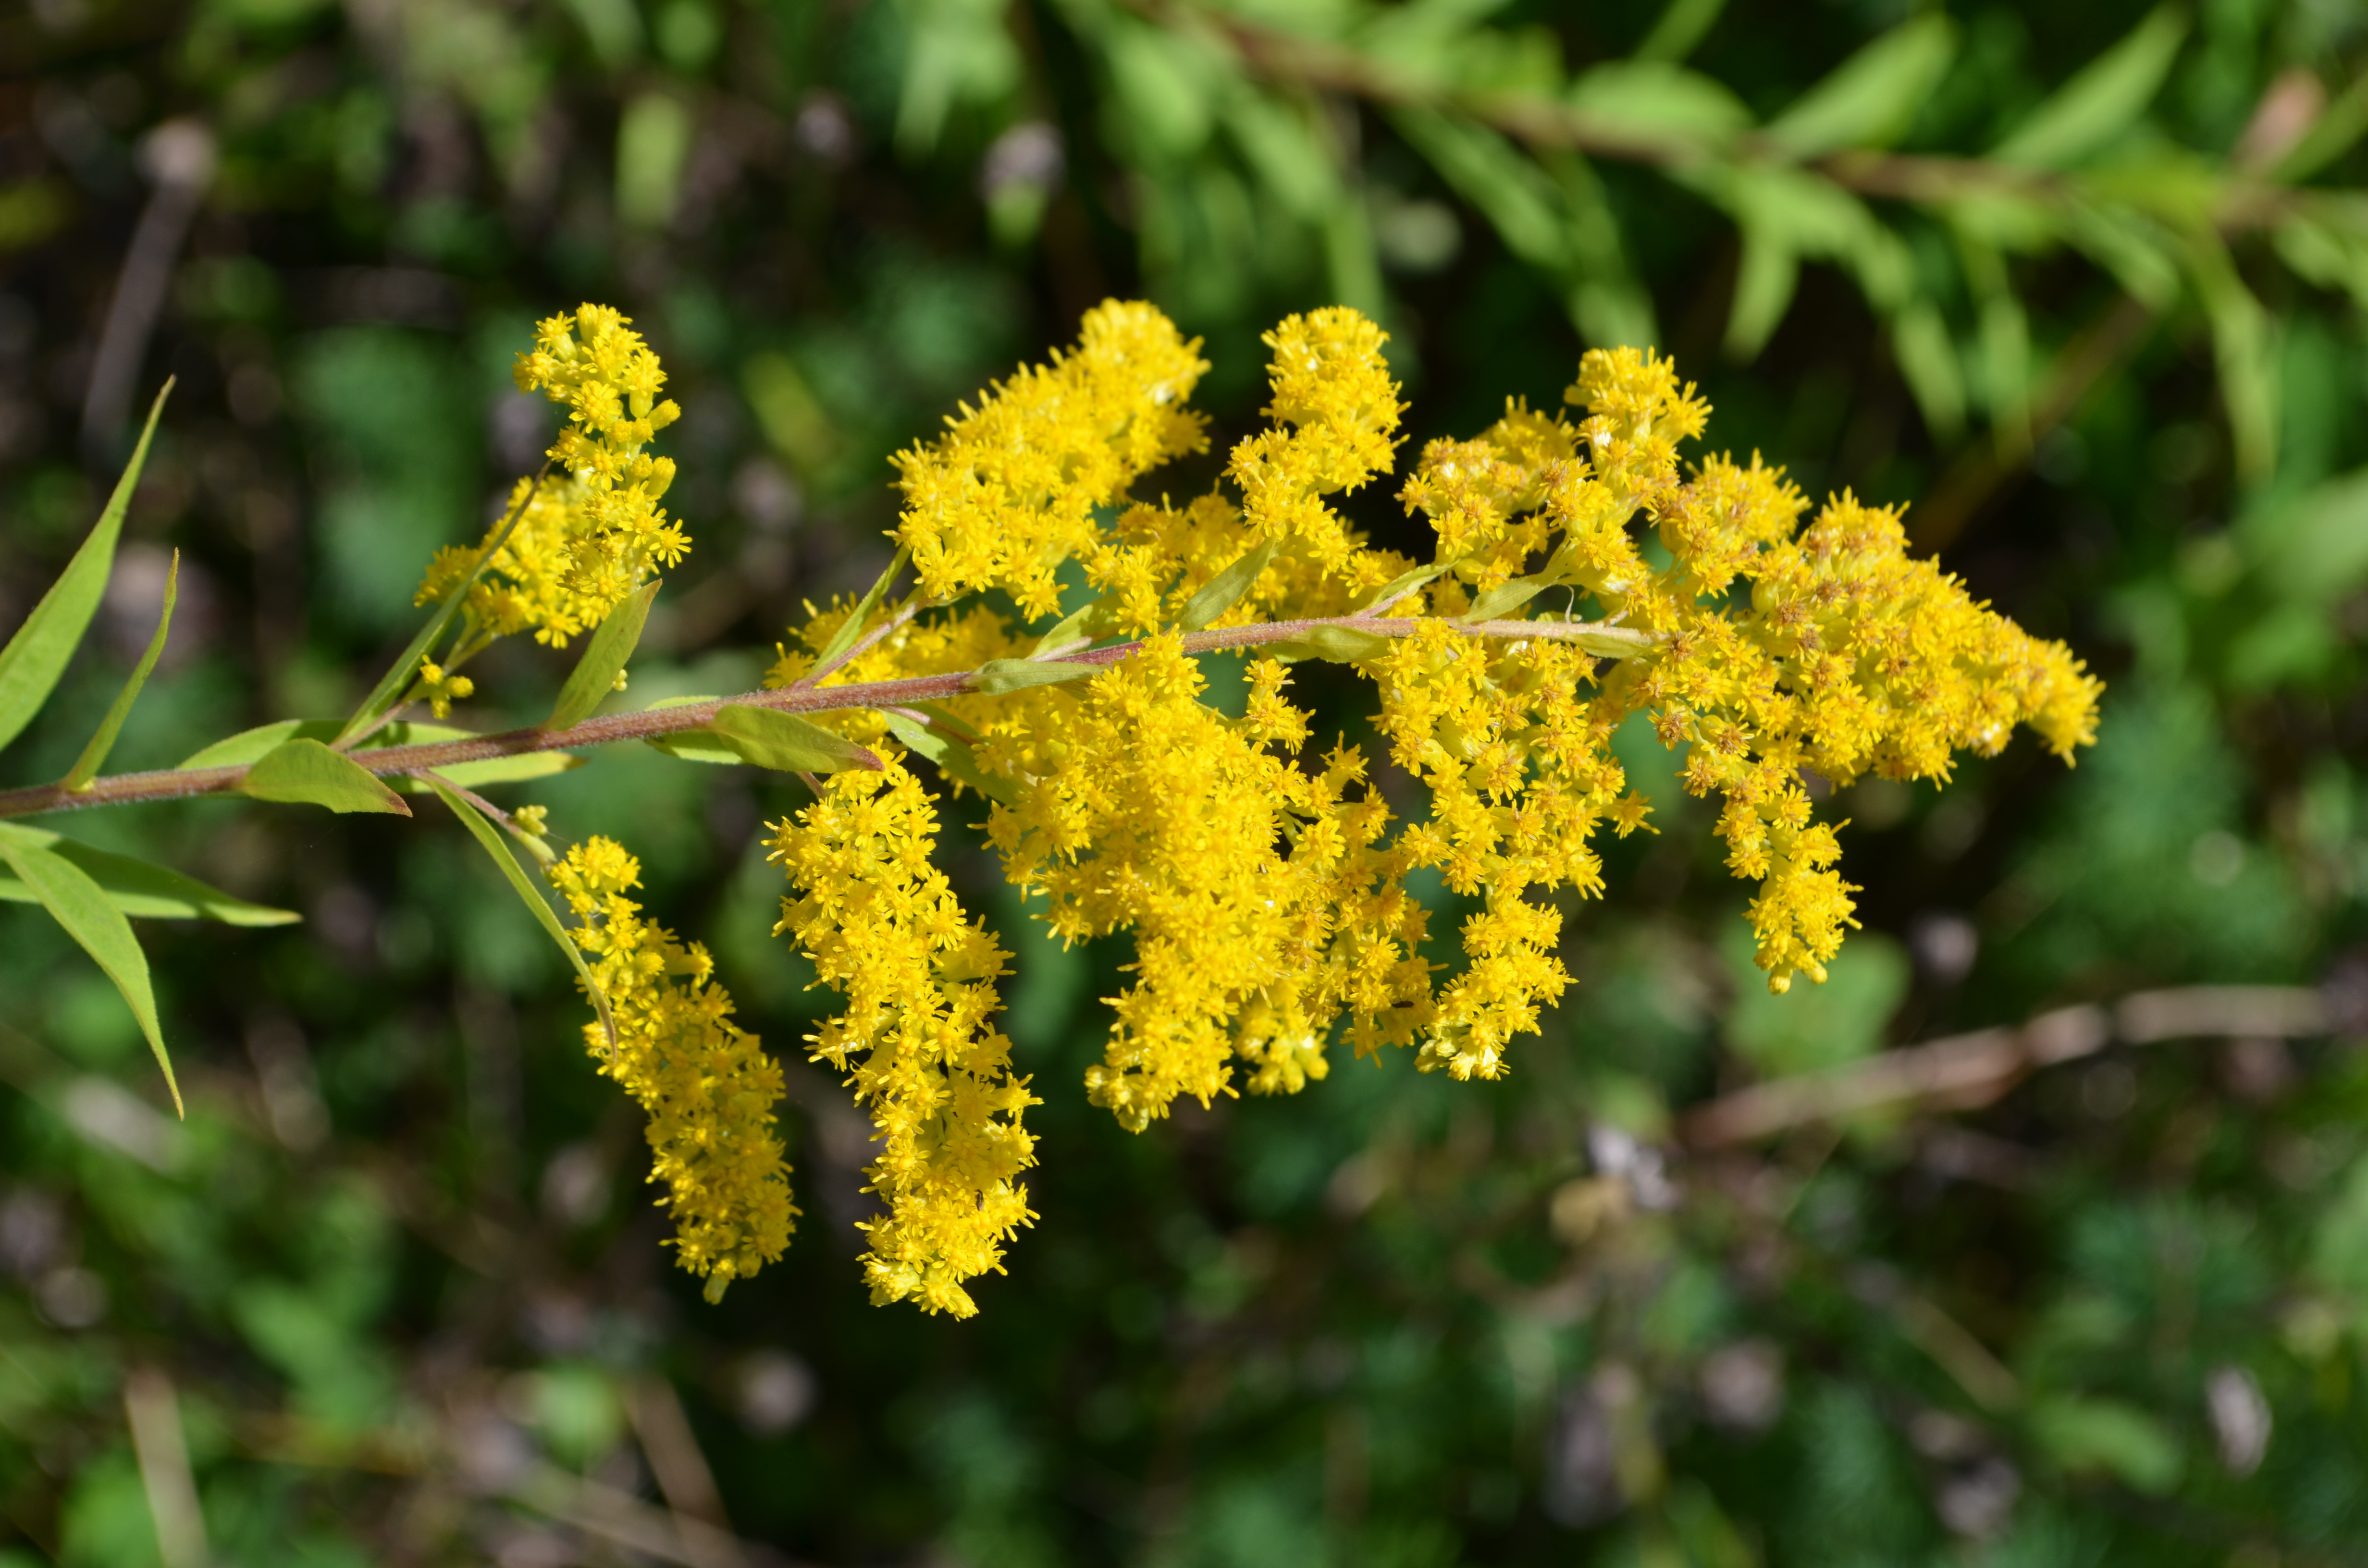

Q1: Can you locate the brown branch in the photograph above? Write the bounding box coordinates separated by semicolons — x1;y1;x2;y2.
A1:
1679;984;2333;1150
0;612;1653;821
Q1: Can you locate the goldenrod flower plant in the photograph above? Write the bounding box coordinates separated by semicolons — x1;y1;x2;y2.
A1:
0;300;2099;1317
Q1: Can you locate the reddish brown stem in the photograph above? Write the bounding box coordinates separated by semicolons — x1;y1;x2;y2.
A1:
0;612;1654;821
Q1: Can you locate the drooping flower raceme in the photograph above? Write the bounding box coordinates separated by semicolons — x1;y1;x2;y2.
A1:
769;762;1039;1319
550;837;795;1299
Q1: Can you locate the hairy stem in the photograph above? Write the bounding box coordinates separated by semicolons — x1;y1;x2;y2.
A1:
0;611;1655;821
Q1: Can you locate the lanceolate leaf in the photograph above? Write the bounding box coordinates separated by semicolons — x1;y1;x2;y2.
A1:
424;779;615;1057
1990;5;2188;170
971;659;1100;695
807;545;911;676
182;720;574;788
0;381;172;756
240;739;411;815
705;706;883;772
1764;13;1957;158
546;581;658;731
62;551;177;790
881;711;1016;804
0;821;182;1117
0;827;298;926
1177;540;1277;632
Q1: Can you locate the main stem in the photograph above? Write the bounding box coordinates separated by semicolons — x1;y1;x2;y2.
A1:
0;612;1654;821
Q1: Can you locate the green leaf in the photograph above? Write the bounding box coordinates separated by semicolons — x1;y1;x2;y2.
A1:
2187;232;2280;478
0;380;172;756
881;712;1016;805
807;546;910;676
336;468;548;747
179;720;342;768
705;706;883;772
61;549;176;790
1990;5;2187;170
383;752;582;792
645;732;749;765
180;719;550;772
1357;562;1450;611
1269;625;1394;664
1763;13;1956;157
0;821;181;1116
0;825;298;926
1889;301;1968;442
1178;540;1278;632
1030;593;1114;658
1566;61;1753;147
971;658;1102;695
2026;1396;2184;1495
547;582;658;731
1463;576;1554;623
240;739;412;816
424;779;615;1057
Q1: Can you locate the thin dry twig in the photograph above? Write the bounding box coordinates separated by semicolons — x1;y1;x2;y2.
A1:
1680;984;2333;1149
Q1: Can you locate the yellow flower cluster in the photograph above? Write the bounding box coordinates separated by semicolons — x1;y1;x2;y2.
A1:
469;298;2098;1316
891;300;1210;620
769;762;1039;1318
417;305;689;649
986;636;1429;1128
548;837;795;1299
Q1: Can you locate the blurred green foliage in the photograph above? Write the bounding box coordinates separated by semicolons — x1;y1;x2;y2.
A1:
5;0;2368;1563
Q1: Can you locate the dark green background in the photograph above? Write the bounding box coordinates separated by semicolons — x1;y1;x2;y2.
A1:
3;0;2368;1562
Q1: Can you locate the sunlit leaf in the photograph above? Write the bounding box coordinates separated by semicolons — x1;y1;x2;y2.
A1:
0;381;171;755
0;821;180;1115
547;581;658;732
240;739;411;816
0;826;298;926
424;778;614;1056
61;550;176;790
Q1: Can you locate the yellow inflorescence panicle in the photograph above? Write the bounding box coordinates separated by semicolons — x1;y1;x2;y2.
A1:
489;300;2099;1316
769;761;1039;1318
417;304;689;649
548;837;795;1299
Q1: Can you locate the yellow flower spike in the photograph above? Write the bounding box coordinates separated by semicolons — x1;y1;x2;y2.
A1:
549;837;795;1297
415;305;689;657
769;760;1039;1318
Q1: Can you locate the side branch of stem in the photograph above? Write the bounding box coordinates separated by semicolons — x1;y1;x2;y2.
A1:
0;612;1655;821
